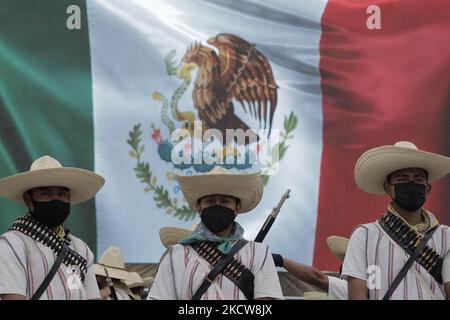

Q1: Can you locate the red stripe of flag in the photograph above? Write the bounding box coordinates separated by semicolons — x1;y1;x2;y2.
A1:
314;0;450;271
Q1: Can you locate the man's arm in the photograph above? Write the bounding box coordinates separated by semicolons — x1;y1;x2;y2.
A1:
0;294;26;300
282;257;328;292
253;245;284;300
443;247;450;300
444;282;450;300
147;247;177;300
341;227;369;300
81;243;101;300
347;276;369;300
0;236;28;299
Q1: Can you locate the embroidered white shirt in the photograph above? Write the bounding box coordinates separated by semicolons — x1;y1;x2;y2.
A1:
0;230;100;300
148;242;284;300
342;222;450;300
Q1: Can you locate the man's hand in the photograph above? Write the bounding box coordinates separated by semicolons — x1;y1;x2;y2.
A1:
272;253;284;268
282;257;329;292
99;286;112;300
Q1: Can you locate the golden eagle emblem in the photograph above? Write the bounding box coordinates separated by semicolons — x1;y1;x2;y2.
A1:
128;33;298;219
180;33;278;139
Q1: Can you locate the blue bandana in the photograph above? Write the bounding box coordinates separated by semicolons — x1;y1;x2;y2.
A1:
179;221;245;254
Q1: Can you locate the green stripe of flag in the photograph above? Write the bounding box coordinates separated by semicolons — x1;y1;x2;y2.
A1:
0;0;96;253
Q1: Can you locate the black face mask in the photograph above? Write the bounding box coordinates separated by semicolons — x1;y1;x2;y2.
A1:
392;182;427;212
201;205;236;233
30;199;71;228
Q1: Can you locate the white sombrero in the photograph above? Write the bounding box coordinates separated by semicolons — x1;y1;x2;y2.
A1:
0;155;105;204
159;226;193;249
142;276;155;288
124;272;143;287
354;141;450;195
326;236;349;261
303;292;329;300
176;166;263;213
125;273;155;289
94;247;135;282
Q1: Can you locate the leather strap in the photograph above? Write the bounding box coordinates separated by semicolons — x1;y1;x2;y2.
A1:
192;239;248;300
378;212;443;284
31;244;69;300
383;225;438;300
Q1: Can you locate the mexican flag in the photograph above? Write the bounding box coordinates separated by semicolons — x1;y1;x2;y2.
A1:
0;0;449;271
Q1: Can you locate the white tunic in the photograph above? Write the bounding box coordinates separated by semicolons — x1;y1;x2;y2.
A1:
342;222;450;300
327;276;348;300
0;230;100;300
115;288;132;300
106;287;132;300
148;242;284;300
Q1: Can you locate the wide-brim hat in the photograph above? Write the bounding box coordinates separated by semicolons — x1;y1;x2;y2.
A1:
176;166;263;213
326;236;349;261
94;247;135;282
0;155;105;204
123;272;144;288
125;273;155;289
159;226;193;249
354;141;450;195
303;292;328;300
141;276;155;288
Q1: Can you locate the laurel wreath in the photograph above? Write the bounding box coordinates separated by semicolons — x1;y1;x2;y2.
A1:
261;111;298;184
127;124;196;221
127;112;297;221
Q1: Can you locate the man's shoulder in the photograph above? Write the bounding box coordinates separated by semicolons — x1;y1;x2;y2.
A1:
162;243;188;259
1;229;22;238
0;230;28;246
67;234;94;257
434;224;450;243
67;233;86;244
169;241;268;256
245;240;268;253
350;221;379;234
0;230;29;260
169;243;187;251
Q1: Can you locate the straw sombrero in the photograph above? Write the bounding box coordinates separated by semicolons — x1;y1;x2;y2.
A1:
125;273;155;289
354;141;450;195
94;247;135;282
326;236;349;261
159;226;193;249
0;155;105;204
176;166;263;213
303;292;328;300
124;272;144;288
141;276;155;288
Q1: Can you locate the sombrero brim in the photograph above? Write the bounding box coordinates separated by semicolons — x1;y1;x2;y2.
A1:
303;292;328;300
176;172;263;213
94;264;135;282
160;227;193;249
126;276;155;288
355;145;450;195
124;272;144;288
326;236;349;261
0;167;105;204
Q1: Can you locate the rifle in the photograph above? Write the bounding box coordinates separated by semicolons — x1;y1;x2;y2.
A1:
104;267;118;300
254;189;290;242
